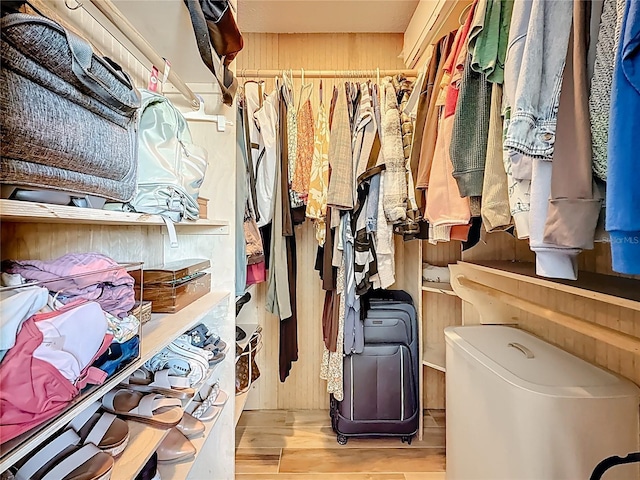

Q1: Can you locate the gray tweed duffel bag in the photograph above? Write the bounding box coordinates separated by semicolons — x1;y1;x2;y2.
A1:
0;13;141;203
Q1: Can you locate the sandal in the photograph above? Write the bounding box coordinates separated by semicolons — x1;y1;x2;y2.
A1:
185;401;222;423
14;430;113;480
102;390;183;428
156;428;195;465
67;402;129;457
176;412;205;439
120;369;195;399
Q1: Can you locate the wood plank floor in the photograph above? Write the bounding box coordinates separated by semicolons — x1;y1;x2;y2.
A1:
236;409;446;479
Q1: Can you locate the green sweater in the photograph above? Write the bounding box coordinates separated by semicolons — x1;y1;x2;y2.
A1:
471;0;514;84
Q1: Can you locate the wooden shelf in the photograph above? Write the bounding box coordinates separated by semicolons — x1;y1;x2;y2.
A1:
423;343;446;372
235;390;250;427
235;323;259;351
461;261;640;312
157;398;229;480
422;282;458;296
0;291;230;473
0;199;228;231
142;291;230;360
111;422;170;480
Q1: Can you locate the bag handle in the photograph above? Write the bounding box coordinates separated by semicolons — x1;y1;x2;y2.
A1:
2;14;139;111
183;0;237;106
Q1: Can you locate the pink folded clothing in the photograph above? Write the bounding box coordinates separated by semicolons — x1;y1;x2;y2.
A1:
0;301;112;444
4;253;135;318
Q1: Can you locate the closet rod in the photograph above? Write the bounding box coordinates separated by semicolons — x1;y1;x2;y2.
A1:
456;276;640;355
239;69;418;79
86;0;201;108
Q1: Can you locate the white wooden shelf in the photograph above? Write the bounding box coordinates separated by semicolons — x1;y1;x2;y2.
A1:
0;199;228;232
111;422;170;480
422;281;458;296
235;323;259;351
0;291;230;473
142;291;230;360
157;398;229;480
423;343;446;372
234;390;250;427
461;261;640;312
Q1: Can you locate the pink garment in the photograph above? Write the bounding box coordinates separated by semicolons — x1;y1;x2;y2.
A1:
5;253;135;318
246;261;266;285
0;303;111;444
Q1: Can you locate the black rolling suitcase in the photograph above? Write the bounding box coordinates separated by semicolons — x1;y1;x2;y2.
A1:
331;290;419;445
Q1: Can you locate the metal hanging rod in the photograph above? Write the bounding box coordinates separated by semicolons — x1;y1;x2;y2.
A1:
66;0;201;108
238;69;419;79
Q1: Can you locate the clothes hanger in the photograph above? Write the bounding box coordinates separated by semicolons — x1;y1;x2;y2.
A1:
182;94;233;131
459;3;473;26
299;67;313;107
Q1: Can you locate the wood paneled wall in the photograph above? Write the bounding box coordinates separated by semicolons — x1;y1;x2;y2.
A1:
235;33;410;410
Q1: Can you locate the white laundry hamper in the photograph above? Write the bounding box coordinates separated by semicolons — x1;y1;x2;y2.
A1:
445;325;640;480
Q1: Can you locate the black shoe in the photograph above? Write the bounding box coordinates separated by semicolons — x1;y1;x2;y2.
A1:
235;292;251;317
236;326;247;342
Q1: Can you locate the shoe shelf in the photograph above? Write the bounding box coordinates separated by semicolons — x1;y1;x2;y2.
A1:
0;290;230;474
422;281;458;296
157;397;230;480
111;422;170;480
183;342;231;412
0;199;229;232
234;390;250;427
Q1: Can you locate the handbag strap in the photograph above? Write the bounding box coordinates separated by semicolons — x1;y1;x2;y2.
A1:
183;0;237;106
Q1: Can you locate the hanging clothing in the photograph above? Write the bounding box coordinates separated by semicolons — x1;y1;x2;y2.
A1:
283;79;305;209
254;89;280;227
373;173;396;289
471;0;515;84
415;32;456;194
481;83;512;232
306;100;330;245
606;0;640;274
327;83;354;210
502;107;531;239
544;0;602;251
449;53;492;198
244;82;265;224
381;77;407;224
292;99;314;199
320;257;346;401
266;87;292;321
342;214;363;355
590;0;626;181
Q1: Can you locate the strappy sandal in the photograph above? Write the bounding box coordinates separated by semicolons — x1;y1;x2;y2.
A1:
101;390;183;428
67;402;129;457
14;430;113;480
120;369;195;399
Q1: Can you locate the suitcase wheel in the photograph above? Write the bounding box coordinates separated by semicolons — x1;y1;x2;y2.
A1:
401;436;413;445
336;434;348;445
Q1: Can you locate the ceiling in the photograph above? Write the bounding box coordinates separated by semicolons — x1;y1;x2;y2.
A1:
108;0;419;83
239;1;420;33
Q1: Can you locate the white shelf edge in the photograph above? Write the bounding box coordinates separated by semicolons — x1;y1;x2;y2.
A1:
423;343;446;372
0;290;230;472
235;323;259;351
157;397;230;480
234;390;250;427
0;199;228;231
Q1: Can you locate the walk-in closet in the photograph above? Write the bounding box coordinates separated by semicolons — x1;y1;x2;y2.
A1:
1;0;639;479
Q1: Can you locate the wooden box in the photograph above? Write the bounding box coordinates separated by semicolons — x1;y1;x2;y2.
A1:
132;259;211;313
197;197;208;219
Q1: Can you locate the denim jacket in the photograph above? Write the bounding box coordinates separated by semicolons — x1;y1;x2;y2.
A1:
503;0;573;159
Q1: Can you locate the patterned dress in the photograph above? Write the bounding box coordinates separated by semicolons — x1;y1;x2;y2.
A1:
292;99;315;200
305;101;330;245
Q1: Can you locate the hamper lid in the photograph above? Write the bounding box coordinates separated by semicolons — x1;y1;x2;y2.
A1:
444;326;640;397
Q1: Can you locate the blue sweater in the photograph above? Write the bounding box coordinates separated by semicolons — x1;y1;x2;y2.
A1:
606;0;640;275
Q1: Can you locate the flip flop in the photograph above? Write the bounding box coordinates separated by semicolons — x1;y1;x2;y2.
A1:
102;390;183;428
120;369;195;399
67;401;129;457
14;430;113;480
